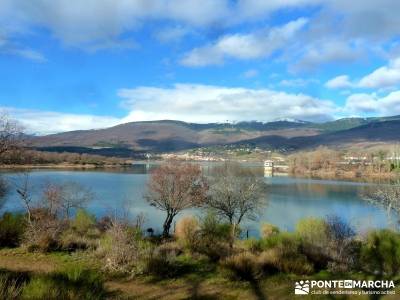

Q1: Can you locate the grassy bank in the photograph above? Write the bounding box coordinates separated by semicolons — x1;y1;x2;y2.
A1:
0;210;399;299
1;248;399;300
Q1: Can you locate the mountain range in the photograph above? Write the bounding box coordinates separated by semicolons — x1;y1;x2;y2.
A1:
28;115;400;157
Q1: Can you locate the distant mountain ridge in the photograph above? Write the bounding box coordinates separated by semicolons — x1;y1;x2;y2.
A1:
28;116;400;156
235;120;400;151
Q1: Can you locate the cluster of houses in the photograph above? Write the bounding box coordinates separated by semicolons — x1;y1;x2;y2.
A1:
160;152;226;162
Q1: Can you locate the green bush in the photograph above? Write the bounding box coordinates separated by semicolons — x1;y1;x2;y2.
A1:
21;277;62;299
258;248;314;275
239;231;313;275
242;238;260;252
60;264;104;295
254;232;301;251
21;265;105;300
0;266;105;300
295;217;329;244
295;217;330;269
256;232;314;275
200;213;232;240
191;213;232;261
0;212;26;247
60;210;100;251
221;252;262;281
71;209;96;235
360;229;400;276
59;230;98;251
294;216;359;272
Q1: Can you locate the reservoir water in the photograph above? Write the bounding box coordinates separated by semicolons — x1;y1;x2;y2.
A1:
0;164;394;236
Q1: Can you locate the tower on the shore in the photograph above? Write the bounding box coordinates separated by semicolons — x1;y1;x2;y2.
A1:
264;160;274;177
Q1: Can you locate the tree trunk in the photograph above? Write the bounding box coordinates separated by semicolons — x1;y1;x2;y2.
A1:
229;222;236;250
162;212;174;238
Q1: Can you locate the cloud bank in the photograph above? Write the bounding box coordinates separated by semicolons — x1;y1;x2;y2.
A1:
3;84;338;134
6;83;400;135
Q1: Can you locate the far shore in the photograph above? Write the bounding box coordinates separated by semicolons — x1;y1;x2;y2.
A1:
291;170;400;183
0;163;135;170
1;162;399;184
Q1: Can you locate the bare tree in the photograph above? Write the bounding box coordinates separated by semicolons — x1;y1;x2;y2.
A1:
41;181;63;215
0;113;23;162
42;181;94;219
145;162;208;238
15;172;34;223
362;184;400;229
205;162;267;237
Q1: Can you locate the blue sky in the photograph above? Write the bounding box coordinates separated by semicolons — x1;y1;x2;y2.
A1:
1;0;400;134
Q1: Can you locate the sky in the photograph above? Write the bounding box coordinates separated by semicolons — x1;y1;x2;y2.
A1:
1;0;400;134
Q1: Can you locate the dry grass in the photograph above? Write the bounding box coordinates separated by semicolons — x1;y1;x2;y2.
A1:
260;223;280;239
0;248;398;300
0;249;59;273
106;277;256;300
175;216;199;240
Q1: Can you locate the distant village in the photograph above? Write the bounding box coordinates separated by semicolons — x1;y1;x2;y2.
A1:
160;146;279;162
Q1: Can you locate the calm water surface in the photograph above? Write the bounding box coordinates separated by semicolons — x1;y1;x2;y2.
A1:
0;164;393;236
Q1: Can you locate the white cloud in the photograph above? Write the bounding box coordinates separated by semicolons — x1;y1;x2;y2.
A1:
0;33;46;62
180;46;224;67
11;84;400;135
0;46;46;62
155;26;191;43
10;48;46;62
0;0;230;49
326;58;400;90
0;0;399;75
358;57;400;88
2;83;339;134
162;0;230;27
325;1;400;40
345;90;400;115
0;0;318;48
1;107;120;134
325;75;353;89
235;0;322;20
289;40;361;73
1;0;400;63
118;83;336;123
242;69;259;78
281;1;400;72
181;18;308;66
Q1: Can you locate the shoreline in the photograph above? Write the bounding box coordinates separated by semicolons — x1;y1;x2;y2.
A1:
290;170;400;183
1;163;399;183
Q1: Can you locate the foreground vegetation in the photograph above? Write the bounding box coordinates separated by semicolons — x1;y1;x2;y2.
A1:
0;210;399;299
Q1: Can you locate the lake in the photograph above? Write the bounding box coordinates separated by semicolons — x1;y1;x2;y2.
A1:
0;164;394;236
